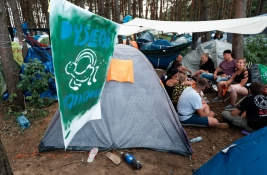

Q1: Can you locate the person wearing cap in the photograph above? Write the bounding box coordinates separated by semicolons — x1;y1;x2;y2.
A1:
200;49;236;93
177;77;229;128
163;68;179;100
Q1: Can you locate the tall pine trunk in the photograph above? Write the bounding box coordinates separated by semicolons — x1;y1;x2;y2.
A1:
200;0;210;43
0;0;25;109
9;0;28;58
232;0;247;59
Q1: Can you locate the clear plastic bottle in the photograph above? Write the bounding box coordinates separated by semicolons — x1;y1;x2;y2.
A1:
190;136;202;143
17;115;30;129
121;152;142;169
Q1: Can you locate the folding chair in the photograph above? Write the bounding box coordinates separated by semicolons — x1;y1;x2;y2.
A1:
223;83;251;106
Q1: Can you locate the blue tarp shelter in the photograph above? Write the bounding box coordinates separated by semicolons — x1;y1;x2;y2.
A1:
140;39;191;69
194;126;267;175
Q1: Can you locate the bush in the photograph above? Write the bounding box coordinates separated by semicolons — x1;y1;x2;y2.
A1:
17;58;55;108
244;34;267;65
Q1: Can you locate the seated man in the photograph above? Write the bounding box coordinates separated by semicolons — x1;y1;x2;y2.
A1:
167;54;192;75
201;49;236;92
177;77;228;128
222;82;267;132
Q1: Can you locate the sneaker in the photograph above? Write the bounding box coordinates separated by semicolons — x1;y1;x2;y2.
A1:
224;104;235;111
212;97;223;102
203;88;213;93
216;123;229;129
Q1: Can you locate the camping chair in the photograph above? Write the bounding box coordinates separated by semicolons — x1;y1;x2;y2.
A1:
223;83;251;106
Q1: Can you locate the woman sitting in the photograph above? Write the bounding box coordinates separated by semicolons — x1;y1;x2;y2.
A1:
191;53;215;93
212;58;251;110
172;72;190;110
191;53;215;79
163;68;179;100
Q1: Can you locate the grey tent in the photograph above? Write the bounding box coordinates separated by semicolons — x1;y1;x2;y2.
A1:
39;44;193;156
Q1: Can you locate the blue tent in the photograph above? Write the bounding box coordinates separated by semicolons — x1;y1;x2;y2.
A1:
194;126;267;175
136;31;157;48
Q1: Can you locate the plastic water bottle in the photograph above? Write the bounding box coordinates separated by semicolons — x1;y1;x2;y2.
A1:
121;152;142;169
17;115;30;129
190;136;202;143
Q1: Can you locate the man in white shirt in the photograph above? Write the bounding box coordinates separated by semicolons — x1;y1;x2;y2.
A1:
177;77;229;128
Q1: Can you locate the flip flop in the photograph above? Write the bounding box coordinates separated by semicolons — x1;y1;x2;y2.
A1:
106;152;121;165
87;148;98;163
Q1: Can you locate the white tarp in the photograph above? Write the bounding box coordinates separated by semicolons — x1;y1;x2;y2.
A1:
119;16;267;36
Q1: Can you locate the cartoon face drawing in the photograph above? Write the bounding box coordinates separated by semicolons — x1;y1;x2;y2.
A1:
65;48;99;91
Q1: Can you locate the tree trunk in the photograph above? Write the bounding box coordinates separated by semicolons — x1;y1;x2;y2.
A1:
200;0;210;42
0;0;25;109
190;0;195;21
114;0;120;22
88;0;93;12
255;0;262;15
259;0;267;15
25;0;35;34
145;0;149;19
183;0;187;21
40;0;49;27
246;0;253;17
0;138;13;175
106;0;111;19
232;0;247;59
132;0;136;18
128;0;131;15
163;0;168;20
138;0;143;18
217;0;224;19
98;0;104;17
9;0;28;58
210;0;214;20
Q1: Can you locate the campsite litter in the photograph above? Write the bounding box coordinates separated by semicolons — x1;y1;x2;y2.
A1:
17;114;30;129
241;130;251;135
190;137;203;143
87;148;98;163
106;152;121;165
121;152;142;169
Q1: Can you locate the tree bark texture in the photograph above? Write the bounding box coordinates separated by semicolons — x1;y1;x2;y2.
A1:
106;0;111;19
0;138;13;175
0;0;25;109
114;0;120;22
255;0;262;15
200;0;210;43
232;0;247;59
259;0;267;14
138;0;143;17
9;0;28;58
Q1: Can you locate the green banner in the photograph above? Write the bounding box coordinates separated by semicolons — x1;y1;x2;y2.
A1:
50;0;120;148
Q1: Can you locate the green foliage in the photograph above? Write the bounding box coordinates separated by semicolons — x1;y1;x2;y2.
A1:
244;34;267;65
17;58;56;108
